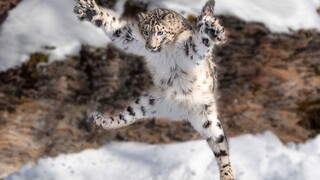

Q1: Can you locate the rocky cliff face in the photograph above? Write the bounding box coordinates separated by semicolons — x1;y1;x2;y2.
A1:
0;0;320;178
216;16;320;142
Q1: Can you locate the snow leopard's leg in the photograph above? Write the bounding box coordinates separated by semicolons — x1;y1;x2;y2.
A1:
188;105;234;180
182;16;226;63
197;0;226;46
74;0;144;54
92;93;166;130
74;0;123;31
197;16;226;47
181;0;226;63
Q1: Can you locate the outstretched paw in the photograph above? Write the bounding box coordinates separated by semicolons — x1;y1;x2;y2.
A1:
201;16;226;45
92;111;108;127
74;0;101;22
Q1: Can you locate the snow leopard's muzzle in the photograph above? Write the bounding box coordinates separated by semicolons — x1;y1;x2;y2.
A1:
146;35;164;52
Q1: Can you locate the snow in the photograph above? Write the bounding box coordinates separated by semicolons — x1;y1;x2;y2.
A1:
215;0;320;33
311;0;320;6
154;0;320;33
6;132;320;180
0;0;111;72
0;0;320;72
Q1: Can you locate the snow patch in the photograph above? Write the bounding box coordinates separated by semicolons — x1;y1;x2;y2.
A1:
6;132;320;180
154;0;320;33
0;0;112;72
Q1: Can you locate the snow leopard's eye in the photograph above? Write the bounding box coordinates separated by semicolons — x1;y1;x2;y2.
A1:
157;31;163;36
143;30;149;36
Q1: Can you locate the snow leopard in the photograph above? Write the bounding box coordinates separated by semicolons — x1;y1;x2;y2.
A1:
74;0;234;179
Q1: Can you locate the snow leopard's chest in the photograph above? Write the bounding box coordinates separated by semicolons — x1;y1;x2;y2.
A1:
146;53;216;107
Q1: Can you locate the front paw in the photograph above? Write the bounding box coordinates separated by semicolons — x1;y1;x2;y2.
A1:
202;16;226;44
92;111;105;127
74;0;100;21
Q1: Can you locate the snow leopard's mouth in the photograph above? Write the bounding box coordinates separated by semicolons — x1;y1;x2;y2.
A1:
146;46;161;53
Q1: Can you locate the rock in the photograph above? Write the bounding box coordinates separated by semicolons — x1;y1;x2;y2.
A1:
216;16;320;143
0;45;199;178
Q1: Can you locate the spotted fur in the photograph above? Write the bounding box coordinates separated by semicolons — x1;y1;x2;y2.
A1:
74;0;233;179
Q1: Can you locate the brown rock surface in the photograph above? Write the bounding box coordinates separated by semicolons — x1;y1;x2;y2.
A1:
0;45;200;178
0;0;21;24
0;0;320;178
216;17;320;142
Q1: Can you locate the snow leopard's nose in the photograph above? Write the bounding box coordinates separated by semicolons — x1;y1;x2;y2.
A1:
146;44;160;52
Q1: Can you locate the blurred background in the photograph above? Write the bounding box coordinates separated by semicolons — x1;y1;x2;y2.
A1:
0;0;319;179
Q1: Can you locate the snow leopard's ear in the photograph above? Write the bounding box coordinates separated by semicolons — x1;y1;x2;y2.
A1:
200;0;215;18
134;12;146;27
137;12;146;22
162;12;176;26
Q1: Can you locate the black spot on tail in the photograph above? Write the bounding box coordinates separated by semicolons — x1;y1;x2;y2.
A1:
222;163;231;168
214;150;228;158
214;152;220;157
220;150;228;156
95;20;103;27
203;120;212;128
110;117;114;122
127;106;135;116
119;114;127;123
216;135;224;143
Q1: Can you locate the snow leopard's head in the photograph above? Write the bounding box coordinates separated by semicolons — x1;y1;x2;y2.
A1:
137;8;193;52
